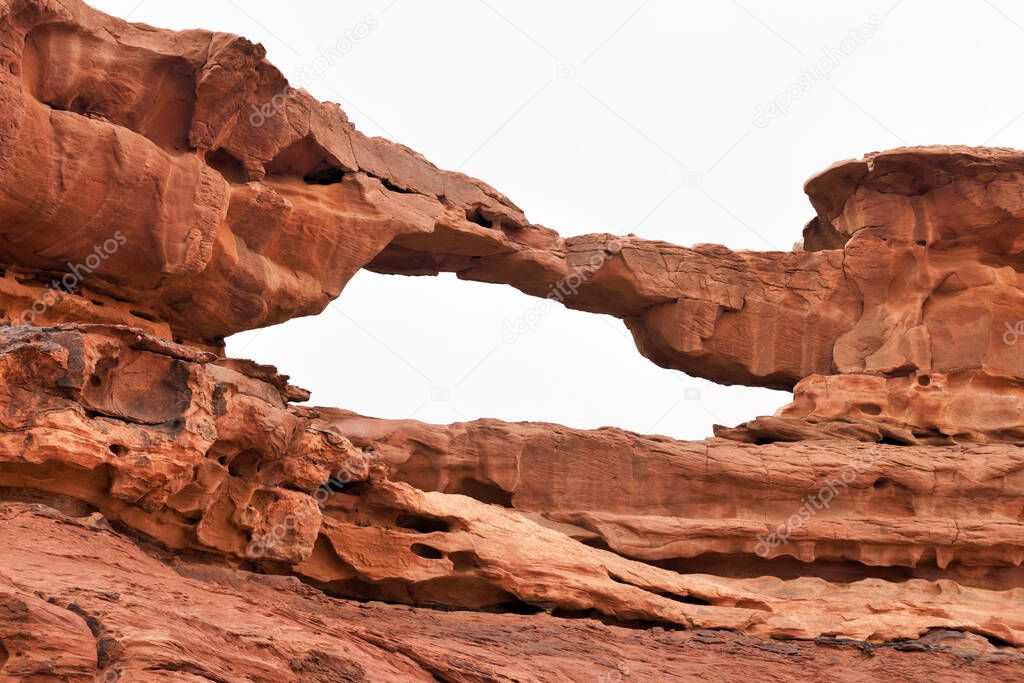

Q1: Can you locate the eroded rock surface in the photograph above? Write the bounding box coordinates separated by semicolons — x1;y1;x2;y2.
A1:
330;411;1024;590
1;0;1024;679
3;1;1024;441
0;325;1022;672
7;504;1023;682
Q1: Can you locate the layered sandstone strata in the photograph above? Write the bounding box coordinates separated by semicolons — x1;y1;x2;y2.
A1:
1;0;1024;680
0;325;1022;655
5;503;1022;682
331;411;1024;590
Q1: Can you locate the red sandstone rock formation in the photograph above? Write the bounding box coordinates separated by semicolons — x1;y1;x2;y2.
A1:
2;325;1023;680
330;411;1024;589
2;0;1021;442
1;0;1024;680
3;0;1023;444
7;503;1023;682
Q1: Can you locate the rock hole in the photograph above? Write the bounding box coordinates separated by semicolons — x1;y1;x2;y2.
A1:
452;478;513;507
608;573;711;605
409;543;444;560
973;630;1016;648
265;135;346;185
496;601;545;615
395;514;451;534
380;177;414;194
659;592;710;606
205;147;248;184
872;478;891;490
129;309;158;322
108;444;127;456
858;403;882;416
448;550;480;571
303;167;346;185
918;375;931;387
915;239;927;246
465;207;492;228
228;449;263;477
70;95;95;116
89;375;102;387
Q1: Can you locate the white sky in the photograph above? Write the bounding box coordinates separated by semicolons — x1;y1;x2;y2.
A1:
92;0;1024;439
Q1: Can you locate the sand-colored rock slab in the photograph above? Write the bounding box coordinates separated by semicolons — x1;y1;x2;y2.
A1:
0;325;1022;653
328;411;1024;588
2;503;1023;682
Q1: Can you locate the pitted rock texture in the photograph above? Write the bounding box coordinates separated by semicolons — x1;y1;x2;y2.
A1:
1;325;1024;658
330;411;1024;590
2;0;1024;679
